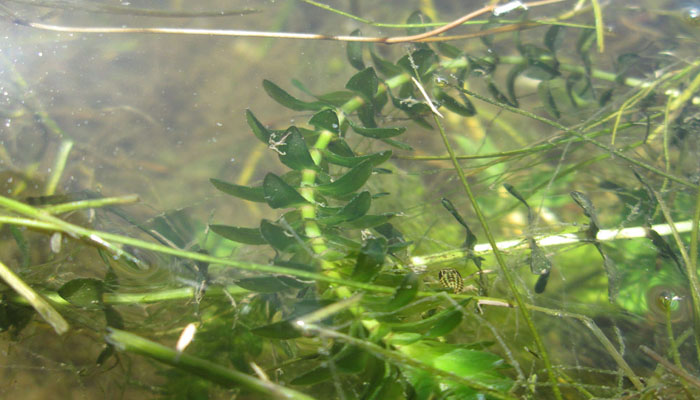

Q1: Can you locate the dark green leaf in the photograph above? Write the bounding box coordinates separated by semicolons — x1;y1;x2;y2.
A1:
263;173;309;208
347;119;405;139
387;273;420;310
291;366;333;385
537;81;561;119
259;219;299;251
434;89;476;116
544;25;563;53
210;178;265;203
320;191;372;224
370;47;404;77
347;29;365;70
352;237;388;283
104;306;124;329
96;344;115;366
345;67;378;100
322;149;392;168
316;159;373;196
210;224;266;245
309;109;340;134
236;276;292;292
406;10;429;35
424;308;463;338
343;213;395;229
277;127;318;171
487;79;517;108
397;49;437;80
317;90;356;106
380;138;414;151
58;278;104;309
534;270;550;293
245;109;273;144
262;79;324;111
506;64;526;107
436;42;462;58
251;320;301;339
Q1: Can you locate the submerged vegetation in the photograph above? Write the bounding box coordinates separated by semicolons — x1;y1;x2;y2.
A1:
0;0;700;398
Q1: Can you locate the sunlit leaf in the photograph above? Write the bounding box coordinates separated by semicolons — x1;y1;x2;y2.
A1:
263;173;309;208
346;29;365;70
58;278;104;309
262;79;324;111
316;159;373;196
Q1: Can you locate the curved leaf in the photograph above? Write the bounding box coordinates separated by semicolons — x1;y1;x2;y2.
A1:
251;320;301;339
263;173;309;208
387;273;420;310
210;224;266;245
245;109;273;144
316;159;373;196
262;80;324;111
347;119;405;139
322;149;392;168
259;219;299;251
346;29;365;70
537;81;560;119
434;89;476;116
58;278;104;309
346;67;378;100
210;178;265;202
352;237;387;283
309;109;340;134
277;127;318;171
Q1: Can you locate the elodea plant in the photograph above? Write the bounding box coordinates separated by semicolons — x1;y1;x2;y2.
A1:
206;59;517;398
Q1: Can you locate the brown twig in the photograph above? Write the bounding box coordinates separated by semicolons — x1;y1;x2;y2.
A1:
3;0;565;44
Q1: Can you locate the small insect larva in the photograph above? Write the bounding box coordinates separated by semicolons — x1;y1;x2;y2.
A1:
438;268;464;294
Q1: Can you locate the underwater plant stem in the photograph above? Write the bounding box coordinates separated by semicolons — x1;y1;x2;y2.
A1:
431;114;562;399
458;87;698;189
690;185;700;365
106;328;315;400
45;139;73;196
0;259;69;335
639;345;700;390
40;194;140;214
298;323;517;400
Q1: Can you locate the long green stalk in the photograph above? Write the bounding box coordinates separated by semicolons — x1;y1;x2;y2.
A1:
431;113;562;398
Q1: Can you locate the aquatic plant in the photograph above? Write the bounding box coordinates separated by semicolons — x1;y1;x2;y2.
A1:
0;0;699;399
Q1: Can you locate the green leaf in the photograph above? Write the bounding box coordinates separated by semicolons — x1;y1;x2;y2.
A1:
104;306;124;329
277;127;318;171
236;276;292;292
263;173;309;208
210;178;265;203
320;191;372;224
309;109;340;134
245;109;273;144
347;119;406;139
370;47;404;77
346;67;379;101
537;81;560;119
317;90;357;107
322;149;391;168
259;219;299;251
346;29;365;70
487;79;518;108
316;159;373;196
520;44;560;80
380;138;413;151
544;25;563;53
58;278;104;309
397;49;437;80
424;309;463;338
436;42;462;58
387;273;419;310
210;224;266;245
434;89;476;116
352;237;388;283
343;213;395;229
291;366;333;385
251;320;301;339
262;80;324;111
505;64;526;108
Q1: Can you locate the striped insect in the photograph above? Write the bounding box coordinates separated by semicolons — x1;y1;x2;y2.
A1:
438;268;464;294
